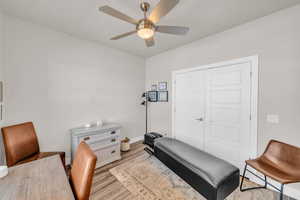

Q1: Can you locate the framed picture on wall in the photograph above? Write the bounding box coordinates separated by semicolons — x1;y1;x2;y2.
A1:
148;91;158;102
151;84;157;91
158;91;168;102
158;82;167;91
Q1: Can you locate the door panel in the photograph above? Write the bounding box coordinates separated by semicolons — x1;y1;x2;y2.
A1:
174;70;206;150
173;62;252;172
205;63;251;171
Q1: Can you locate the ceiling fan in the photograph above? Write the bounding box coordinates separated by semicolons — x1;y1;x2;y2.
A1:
99;0;189;47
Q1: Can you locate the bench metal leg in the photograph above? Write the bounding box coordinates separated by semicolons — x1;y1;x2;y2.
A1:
240;164;285;200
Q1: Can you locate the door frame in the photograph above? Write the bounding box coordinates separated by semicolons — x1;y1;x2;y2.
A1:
172;55;259;159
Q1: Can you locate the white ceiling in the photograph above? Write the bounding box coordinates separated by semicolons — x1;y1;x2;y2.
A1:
0;0;300;57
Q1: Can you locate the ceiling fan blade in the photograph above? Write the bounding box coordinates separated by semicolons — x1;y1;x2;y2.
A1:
156;25;189;35
111;30;137;40
148;0;179;24
145;37;155;47
99;6;138;25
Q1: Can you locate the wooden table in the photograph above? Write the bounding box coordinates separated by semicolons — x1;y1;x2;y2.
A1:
0;155;74;200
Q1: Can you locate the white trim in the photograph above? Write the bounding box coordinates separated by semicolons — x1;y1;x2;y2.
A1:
171;55;259;159
130;135;144;144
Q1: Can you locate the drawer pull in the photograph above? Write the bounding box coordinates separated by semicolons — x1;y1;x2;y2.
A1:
83;137;90;141
111;150;116;154
111;138;116;142
111;131;116;135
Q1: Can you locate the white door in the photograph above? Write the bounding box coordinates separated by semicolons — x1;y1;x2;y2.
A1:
174;70;206;150
173;62;252;171
204;63;251;171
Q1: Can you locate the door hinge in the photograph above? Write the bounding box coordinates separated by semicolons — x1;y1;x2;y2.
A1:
250;72;253;77
250;115;252;120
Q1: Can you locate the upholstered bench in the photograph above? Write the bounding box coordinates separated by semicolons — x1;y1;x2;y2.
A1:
154;137;240;200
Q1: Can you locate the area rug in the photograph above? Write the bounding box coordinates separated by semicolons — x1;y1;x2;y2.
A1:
109;153;289;200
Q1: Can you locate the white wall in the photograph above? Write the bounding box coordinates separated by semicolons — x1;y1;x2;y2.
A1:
146;4;300;194
3;15;145;162
0;12;5;164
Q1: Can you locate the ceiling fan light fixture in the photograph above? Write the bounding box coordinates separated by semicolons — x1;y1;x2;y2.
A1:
137;27;155;39
99;0;188;47
136;19;155;39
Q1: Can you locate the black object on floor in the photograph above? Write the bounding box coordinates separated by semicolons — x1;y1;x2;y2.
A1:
144;132;163;149
154;137;240;200
144;147;154;155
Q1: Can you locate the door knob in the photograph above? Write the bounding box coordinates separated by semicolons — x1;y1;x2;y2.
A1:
195;118;204;122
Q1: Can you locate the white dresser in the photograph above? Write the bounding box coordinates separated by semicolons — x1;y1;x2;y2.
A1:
70;123;121;168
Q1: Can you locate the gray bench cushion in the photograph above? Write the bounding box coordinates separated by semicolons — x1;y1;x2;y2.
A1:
155;137;239;188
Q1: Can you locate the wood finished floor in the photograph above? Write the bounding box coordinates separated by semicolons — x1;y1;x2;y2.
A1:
90;141;145;200
89;141;295;200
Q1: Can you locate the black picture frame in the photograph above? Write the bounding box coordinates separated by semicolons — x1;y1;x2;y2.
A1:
148;91;158;102
158;91;168;102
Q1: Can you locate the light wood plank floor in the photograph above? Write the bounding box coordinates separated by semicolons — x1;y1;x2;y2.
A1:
90;141;145;200
89;141;295;200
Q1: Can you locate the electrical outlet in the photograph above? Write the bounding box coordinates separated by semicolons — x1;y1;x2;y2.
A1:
267;114;279;124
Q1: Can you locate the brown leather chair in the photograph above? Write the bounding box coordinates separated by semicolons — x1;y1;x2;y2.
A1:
1;122;65;167
70;141;97;200
240;140;300;200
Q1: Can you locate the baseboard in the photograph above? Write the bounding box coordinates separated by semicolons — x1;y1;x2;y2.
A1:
249;172;300;199
65;156;71;165
130;135;144;144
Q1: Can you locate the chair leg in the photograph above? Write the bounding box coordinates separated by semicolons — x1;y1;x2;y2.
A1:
240;164;268;192
264;175;267;188
279;184;284;200
240;164;247;191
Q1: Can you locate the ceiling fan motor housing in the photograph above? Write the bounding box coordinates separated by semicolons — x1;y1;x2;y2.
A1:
137;19;155;31
140;2;150;12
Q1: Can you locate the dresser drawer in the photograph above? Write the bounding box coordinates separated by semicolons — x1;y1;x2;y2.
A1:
70;123;122;164
94;144;121;168
88;136;119;150
79;130;119;143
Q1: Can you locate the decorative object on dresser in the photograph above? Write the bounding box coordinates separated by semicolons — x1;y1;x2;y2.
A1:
70;123;121;168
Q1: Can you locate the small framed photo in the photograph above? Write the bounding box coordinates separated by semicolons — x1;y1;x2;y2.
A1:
148;91;158;102
151;84;157;91
158;82;167;91
158;91;168;102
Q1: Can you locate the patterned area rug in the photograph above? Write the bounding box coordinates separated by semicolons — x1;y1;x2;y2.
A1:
109;153;288;200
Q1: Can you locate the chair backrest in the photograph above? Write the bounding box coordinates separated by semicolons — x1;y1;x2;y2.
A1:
263;140;300;169
70;142;97;200
1;122;40;167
